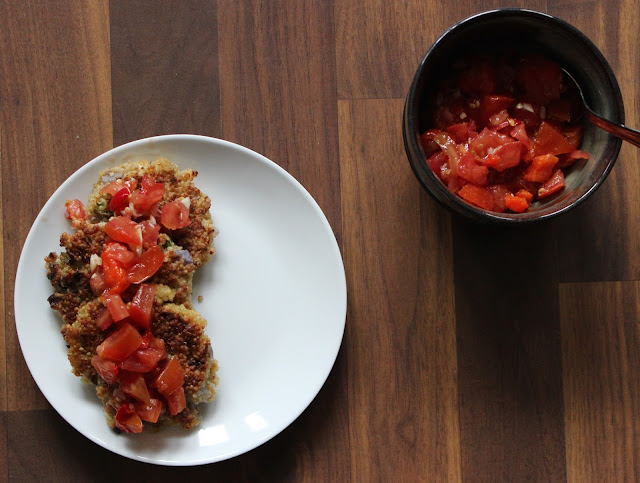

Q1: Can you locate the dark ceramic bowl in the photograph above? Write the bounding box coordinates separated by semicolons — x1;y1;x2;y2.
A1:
403;9;624;224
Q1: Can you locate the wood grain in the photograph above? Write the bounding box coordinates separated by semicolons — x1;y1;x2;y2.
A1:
0;0;112;411
109;0;221;145
339;98;460;481
560;282;640;481
0;130;5;412
550;1;640;282
452;219;567;481
218;0;342;242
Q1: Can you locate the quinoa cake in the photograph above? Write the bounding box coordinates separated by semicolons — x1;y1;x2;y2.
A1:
45;159;218;433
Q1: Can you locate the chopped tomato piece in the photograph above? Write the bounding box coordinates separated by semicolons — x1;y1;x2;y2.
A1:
95;307;114;331
524;154;559;183
166;387;187;416
109;187;130;213
515;189;534;202
115;404;143;433
102;293;130;322
151;356;184;397
532;122;576;157
488;109;509;127
563;124;583;149
101;255;130;294
488;184;510;213
104;216;142;249
119;372;151;405
538;169;565;199
96;322;142;362
90;266;108;296
427;151;449;181
129;284;156;329
457;153;488;185
458;184;494;210
446;121;477;144
102;242;136;268
480;95;513;126
134;398;163;423
460;61;496;96
504;193;529;213
469;128;511;156
140;220;161;248
130;175;165;214
139;330;154;350
120;341;167;373
127;245;165;284
101;179;137;196
161;200;192;230
509;123;530;149
91;354;119;384
64;199;85;225
488;141;524;171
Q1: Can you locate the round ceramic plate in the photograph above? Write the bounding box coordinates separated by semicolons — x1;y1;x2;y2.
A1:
14;135;347;465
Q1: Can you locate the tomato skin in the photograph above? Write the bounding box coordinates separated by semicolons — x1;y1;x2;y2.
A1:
120;343;167;373
538;169;565;198
102;293;130;322
101;255;130;294
130;175;165;214
532;122;576;157
457;153;488;185
104;216;142;249
127;245;165;284
166;387;187;416
134;398;163;423
109;187;130;213
524;154;559;183
458;184;494;211
488;142;524;171
140;220;160;248
64;199;86;225
161;200;191;230
91;354;119;384
115;404;143;433
151;357;184;397
96;322;142;362
102;242;136;268
119;371;151;405
129;284;156;329
94;307;114;331
504;193;529;213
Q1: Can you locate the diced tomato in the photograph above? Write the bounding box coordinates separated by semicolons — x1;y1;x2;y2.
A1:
538;169;565;199
139;330;154;350
532;122;576;157
129;284;156;329
130;175;165;214
458;184;494;210
431;132;460;175
64;199;85;225
96;322;142;362
104;216;143;249
547;99;572;122
516;55;562;104
420;129;442;155
95;307;114;331
446;121;477;144
469;128;511;156
134;398;163;423
504;193;529;213
119;372;151;405
91;354;119;384
524;154;559;183
127;245;165;284
151;356;184;397
457;153;488;185
427;151;449;181
509;123;531;149
109;187;130;213
102;293;130;322
161;200;191;230
488;184;511;213
460;61;496;96
102;242;136;268
557;149;590;168
115;404;143;433
488;109;509;127
101;180;125;196
166;387;187;416
515;189;534;202
140;220;161;248
489;142;524;171
563;124;584;149
101;256;130;294
480;95;514;126
90;266;108;296
120;341;167;373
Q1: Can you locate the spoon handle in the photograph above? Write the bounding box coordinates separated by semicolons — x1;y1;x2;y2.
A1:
586;110;640;148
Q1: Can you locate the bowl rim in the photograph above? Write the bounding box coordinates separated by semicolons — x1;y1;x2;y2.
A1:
403;7;624;224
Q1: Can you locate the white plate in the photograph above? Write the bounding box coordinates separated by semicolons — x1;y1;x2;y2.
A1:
14;135;347;465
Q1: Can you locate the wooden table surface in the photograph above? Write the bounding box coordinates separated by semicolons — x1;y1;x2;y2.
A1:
2;1;639;481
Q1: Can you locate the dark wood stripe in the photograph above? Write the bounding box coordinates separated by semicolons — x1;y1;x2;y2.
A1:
0;0;112;411
452;220;567;481
560;281;640;481
109;0;221;146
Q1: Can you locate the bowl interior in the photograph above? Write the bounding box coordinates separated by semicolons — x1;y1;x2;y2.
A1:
406;9;623;223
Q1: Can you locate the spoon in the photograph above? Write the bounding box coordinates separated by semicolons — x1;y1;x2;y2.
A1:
562;68;640;148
